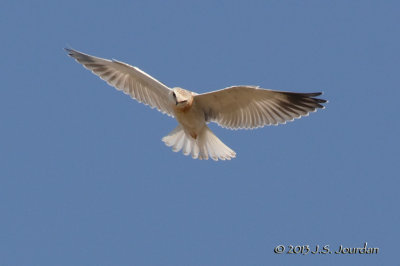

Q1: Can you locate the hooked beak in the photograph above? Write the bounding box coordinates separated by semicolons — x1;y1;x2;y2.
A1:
176;100;187;106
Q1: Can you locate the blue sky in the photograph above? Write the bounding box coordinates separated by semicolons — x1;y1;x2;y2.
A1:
1;0;399;265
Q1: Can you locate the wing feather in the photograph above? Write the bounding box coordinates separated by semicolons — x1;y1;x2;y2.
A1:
195;86;327;129
66;48;174;117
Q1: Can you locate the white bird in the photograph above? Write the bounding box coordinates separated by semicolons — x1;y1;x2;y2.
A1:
66;48;326;161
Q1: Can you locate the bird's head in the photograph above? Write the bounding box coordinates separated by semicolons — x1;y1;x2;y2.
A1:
171;87;193;108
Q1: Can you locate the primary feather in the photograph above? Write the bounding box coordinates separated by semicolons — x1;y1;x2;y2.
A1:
65;48;174;117
195;86;326;129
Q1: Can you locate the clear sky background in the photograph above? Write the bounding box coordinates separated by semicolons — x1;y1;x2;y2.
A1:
1;0;399;265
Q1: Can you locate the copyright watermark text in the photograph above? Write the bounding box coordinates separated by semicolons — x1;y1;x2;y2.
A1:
274;242;378;255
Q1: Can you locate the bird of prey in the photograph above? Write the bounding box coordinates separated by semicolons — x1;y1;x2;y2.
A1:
66;48;326;161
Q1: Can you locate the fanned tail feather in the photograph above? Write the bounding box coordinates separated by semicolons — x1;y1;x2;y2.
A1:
162;125;236;161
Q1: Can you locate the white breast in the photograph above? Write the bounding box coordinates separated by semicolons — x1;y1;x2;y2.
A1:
173;102;205;137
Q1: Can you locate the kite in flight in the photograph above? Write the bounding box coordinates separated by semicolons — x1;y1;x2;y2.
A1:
66;48;326;161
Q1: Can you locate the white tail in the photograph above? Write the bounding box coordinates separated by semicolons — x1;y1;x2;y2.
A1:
162;125;236;161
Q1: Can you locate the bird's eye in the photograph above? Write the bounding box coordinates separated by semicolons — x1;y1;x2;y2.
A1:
172;92;176;98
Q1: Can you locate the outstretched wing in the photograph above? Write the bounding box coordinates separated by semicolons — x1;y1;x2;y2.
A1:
195;86;326;129
66;48;174;117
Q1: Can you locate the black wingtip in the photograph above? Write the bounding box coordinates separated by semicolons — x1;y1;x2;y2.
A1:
64;47;75;57
286;91;328;110
306;92;327;106
314;98;327;103
306;92;323;97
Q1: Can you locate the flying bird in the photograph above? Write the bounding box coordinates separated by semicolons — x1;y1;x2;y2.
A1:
66;48;326;161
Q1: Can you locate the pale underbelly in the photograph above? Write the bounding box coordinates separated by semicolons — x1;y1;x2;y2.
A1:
173;107;205;139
